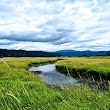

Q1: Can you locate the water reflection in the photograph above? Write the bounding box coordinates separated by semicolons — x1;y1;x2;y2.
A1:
29;64;109;91
29;64;78;86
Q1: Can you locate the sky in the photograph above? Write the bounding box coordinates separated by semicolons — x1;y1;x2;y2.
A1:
0;0;110;51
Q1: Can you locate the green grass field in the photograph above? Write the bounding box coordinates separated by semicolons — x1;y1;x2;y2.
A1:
0;57;110;110
56;57;110;77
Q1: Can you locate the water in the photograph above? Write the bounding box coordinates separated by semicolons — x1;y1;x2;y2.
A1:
29;64;78;86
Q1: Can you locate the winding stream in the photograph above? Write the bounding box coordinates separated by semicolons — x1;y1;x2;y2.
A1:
29;64;78;86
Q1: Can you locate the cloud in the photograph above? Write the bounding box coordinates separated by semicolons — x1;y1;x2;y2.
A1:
0;0;110;51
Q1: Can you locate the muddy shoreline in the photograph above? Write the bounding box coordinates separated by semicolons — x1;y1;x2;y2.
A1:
56;65;110;91
56;65;110;81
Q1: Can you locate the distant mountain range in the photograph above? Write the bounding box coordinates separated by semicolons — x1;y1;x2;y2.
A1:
0;49;110;57
0;49;60;57
56;50;110;56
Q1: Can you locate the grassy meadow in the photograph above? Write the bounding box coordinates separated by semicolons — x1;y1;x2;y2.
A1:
0;57;110;110
56;56;110;77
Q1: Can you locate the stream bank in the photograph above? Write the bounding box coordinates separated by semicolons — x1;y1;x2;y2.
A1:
56;65;109;91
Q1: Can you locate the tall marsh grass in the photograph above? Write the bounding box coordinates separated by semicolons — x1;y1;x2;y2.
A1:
56;57;110;76
0;57;110;110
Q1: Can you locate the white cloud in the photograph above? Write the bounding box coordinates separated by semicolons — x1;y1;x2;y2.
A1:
0;0;110;51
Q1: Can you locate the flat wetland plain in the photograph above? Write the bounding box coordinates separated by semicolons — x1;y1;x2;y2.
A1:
0;57;110;110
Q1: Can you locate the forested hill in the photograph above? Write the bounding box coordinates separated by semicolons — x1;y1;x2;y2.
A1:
56;50;110;56
1;49;110;57
0;49;60;57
